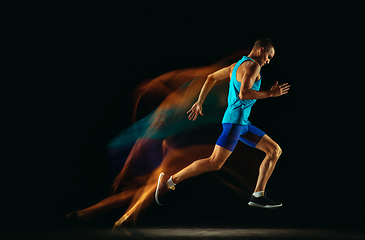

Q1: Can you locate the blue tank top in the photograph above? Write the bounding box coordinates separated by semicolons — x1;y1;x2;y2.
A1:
221;56;261;125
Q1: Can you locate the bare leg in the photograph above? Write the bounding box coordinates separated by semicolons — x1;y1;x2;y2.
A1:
253;134;282;192
171;145;232;184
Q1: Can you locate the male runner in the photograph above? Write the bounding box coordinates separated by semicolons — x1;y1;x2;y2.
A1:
155;38;289;208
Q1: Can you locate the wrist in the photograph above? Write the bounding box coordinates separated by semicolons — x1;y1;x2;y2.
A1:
268;90;274;98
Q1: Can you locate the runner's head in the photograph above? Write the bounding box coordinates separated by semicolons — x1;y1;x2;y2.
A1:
251;38;275;67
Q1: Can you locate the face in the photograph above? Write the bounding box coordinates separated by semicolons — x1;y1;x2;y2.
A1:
258;47;275;67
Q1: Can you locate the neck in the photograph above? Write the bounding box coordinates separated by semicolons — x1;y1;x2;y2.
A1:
247;52;258;63
247;51;263;67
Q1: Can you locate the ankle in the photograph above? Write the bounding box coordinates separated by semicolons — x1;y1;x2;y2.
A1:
252;191;265;198
167;176;176;190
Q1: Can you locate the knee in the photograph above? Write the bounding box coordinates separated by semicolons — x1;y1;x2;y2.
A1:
266;144;282;160
207;157;224;171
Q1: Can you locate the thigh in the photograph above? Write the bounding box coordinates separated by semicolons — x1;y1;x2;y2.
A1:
239;125;265;148
255;134;280;155
210;144;234;166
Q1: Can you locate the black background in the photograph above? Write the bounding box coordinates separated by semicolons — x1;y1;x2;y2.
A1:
4;2;363;233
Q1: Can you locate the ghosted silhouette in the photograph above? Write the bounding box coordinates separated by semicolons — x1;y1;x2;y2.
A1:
67;49;267;227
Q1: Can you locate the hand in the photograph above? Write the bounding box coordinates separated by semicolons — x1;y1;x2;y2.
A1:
270;81;290;97
187;102;204;121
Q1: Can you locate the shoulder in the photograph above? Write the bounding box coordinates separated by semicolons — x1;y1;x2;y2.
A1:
242;60;260;74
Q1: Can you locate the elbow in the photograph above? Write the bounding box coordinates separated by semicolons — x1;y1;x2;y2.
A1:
239;93;245;100
207;74;217;83
239;91;248;100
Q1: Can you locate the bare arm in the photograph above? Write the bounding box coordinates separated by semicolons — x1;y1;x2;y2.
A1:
197;64;233;103
187;64;234;121
239;62;289;100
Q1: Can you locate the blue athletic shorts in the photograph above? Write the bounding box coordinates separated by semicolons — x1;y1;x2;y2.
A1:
216;123;265;151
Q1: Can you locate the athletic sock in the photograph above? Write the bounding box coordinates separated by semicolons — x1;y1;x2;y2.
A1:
167;176;176;190
252;191;265;198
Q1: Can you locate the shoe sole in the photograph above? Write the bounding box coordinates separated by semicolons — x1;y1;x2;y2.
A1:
155;172;165;205
248;201;282;209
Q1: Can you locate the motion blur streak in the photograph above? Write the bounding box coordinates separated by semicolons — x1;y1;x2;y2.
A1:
78;49;264;227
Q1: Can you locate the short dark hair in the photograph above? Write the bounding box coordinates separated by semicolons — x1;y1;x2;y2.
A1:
254;38;275;51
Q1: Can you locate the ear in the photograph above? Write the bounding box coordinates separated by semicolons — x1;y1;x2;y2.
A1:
258;47;265;55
